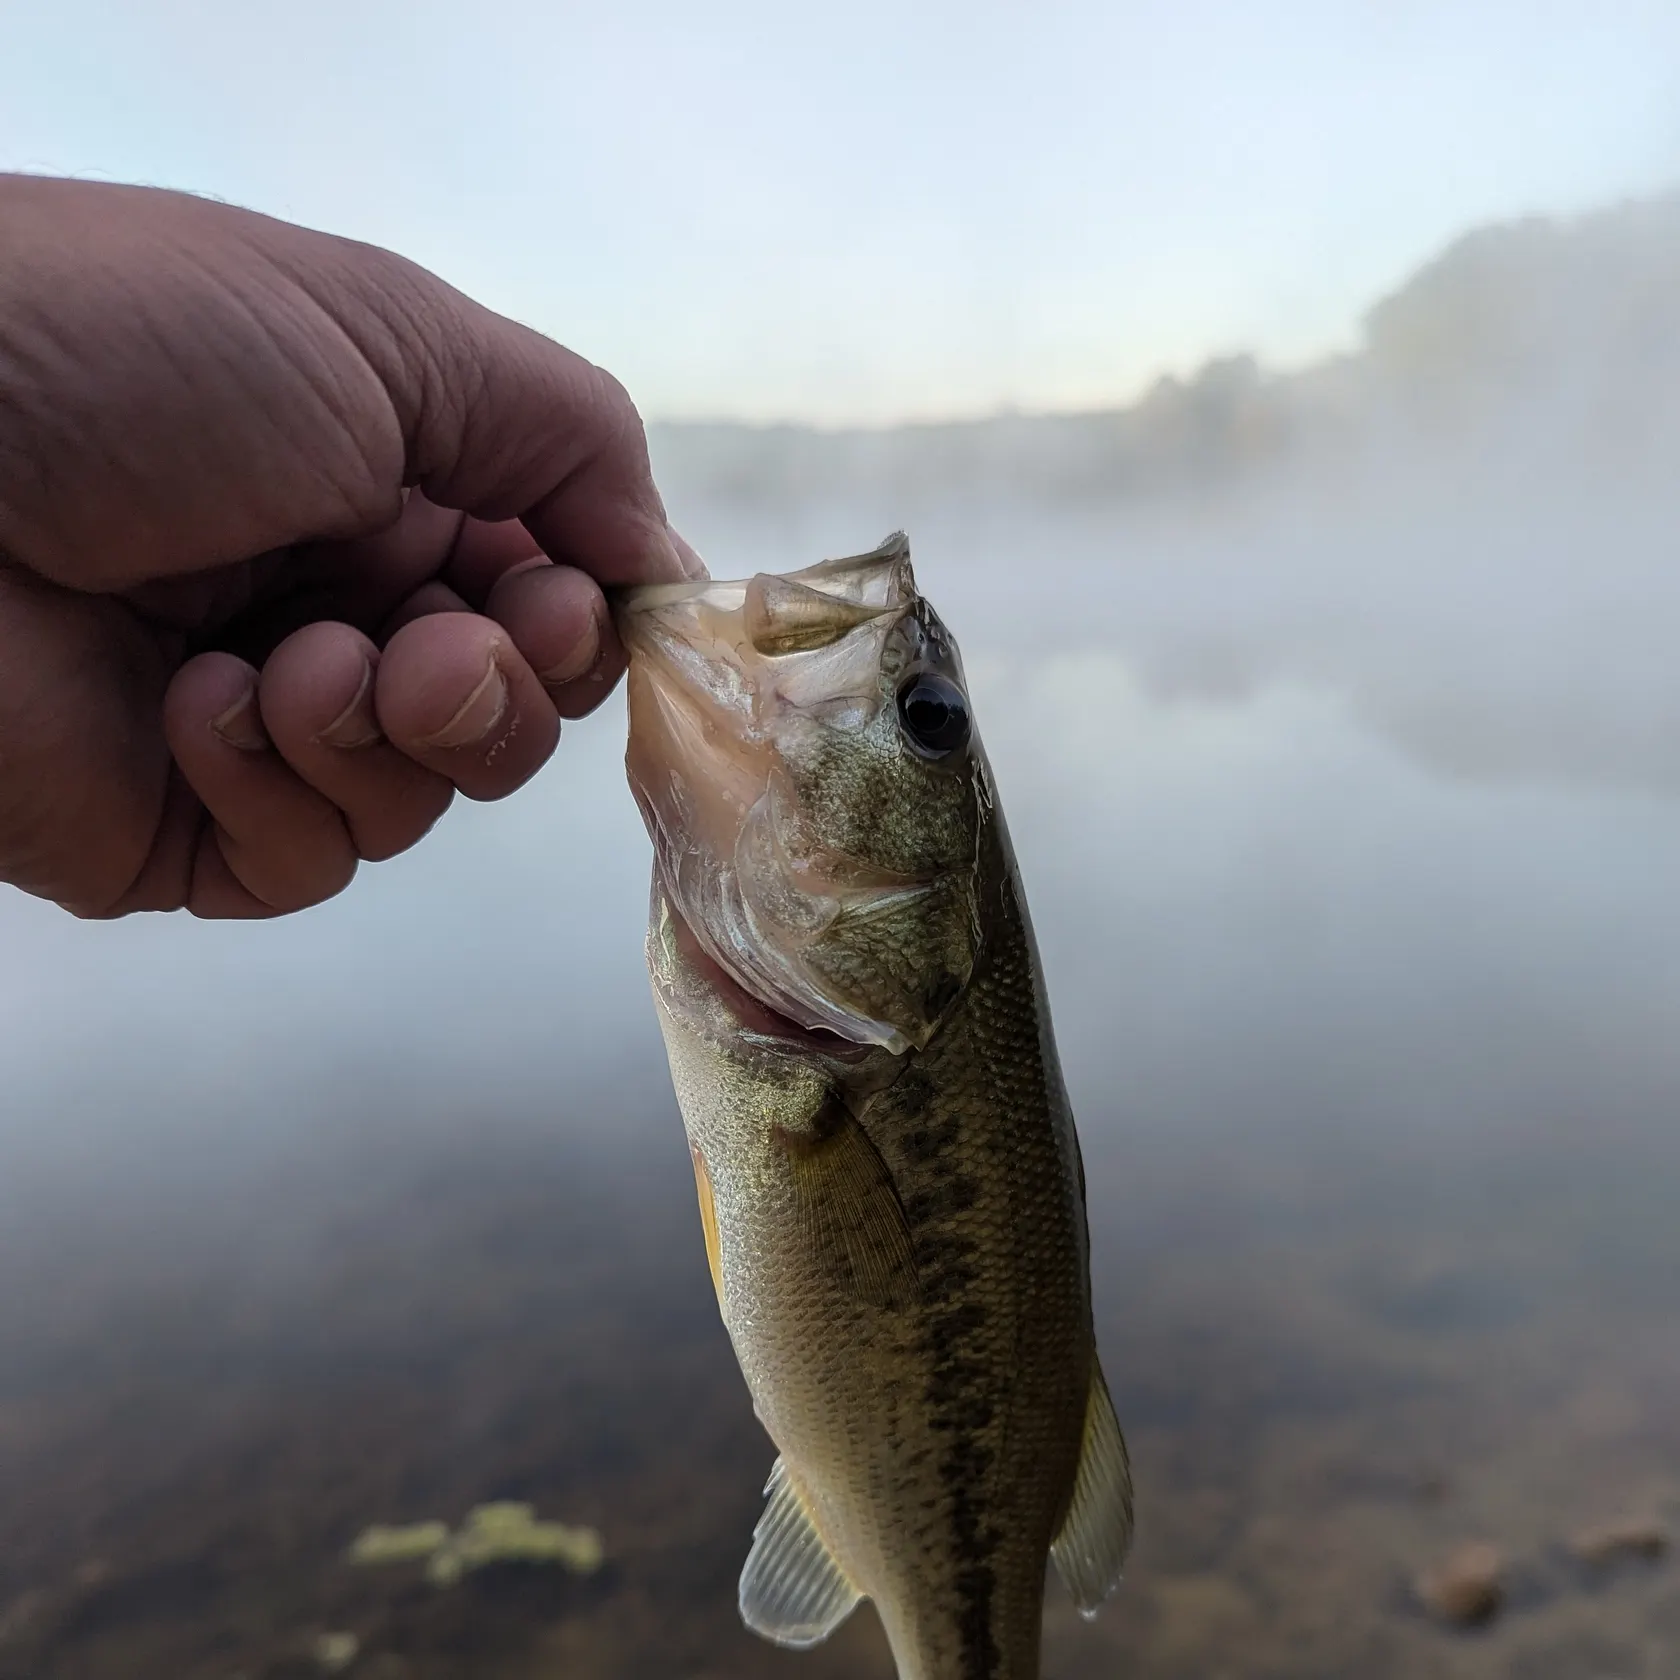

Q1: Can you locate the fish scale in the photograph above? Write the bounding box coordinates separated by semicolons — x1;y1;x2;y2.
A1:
869;837;1088;1678
618;535;1133;1680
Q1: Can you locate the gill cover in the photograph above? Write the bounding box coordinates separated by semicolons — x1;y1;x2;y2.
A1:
618;534;985;1054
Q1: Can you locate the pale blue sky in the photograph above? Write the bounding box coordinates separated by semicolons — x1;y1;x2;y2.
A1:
4;0;1679;421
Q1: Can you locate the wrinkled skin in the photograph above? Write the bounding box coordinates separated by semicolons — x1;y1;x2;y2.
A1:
0;172;700;918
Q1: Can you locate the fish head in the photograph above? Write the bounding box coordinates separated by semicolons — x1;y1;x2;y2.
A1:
617;533;987;1056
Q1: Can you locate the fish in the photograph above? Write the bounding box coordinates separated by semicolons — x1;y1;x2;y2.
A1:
614;533;1133;1680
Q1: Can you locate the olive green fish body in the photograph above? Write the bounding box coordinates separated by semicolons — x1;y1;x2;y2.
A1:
621;537;1132;1680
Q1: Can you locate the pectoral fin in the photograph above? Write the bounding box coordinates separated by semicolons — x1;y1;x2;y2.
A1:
774;1100;919;1309
739;1458;862;1649
1051;1359;1135;1617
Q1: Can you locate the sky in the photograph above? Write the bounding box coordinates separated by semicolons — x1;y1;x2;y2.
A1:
4;0;1680;422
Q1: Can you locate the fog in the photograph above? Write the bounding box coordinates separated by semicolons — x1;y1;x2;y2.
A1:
5;191;1680;1221
12;0;1679;423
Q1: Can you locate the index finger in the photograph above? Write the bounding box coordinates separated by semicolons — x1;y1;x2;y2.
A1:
0;178;699;594
322;240;699;587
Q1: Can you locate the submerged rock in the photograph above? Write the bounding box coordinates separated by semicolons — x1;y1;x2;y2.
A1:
1416;1541;1504;1627
1568;1516;1670;1566
0;1589;47;1647
313;1630;360;1673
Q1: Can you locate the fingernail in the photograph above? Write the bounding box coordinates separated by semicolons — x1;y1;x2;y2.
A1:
210;684;269;752
420;656;509;750
316;658;382;749
538;611;601;687
668;525;710;580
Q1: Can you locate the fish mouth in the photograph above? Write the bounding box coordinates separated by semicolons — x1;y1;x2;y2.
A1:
616;537;924;1054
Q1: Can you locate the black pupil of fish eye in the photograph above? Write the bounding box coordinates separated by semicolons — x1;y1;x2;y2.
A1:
898;674;970;756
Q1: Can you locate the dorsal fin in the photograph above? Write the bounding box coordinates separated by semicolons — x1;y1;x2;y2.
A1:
739;1458;862;1648
1051;1360;1135;1617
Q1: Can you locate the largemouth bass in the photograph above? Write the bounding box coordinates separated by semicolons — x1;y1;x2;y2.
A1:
616;534;1133;1680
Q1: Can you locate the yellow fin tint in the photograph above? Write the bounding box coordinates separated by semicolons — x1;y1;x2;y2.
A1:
774;1100;919;1310
739;1457;862;1649
690;1143;726;1312
1051;1359;1135;1617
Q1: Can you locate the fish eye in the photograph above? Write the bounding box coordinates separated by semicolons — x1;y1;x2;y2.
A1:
896;671;971;759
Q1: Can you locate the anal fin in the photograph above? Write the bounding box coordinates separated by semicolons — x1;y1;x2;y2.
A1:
739;1458;862;1649
1051;1359;1135;1618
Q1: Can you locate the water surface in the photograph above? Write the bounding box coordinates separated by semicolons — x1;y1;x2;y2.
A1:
3;479;1680;1677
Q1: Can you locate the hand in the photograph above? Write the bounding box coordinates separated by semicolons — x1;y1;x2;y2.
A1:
0;174;702;918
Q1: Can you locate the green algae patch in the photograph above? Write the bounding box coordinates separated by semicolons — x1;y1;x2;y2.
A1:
346;1504;603;1586
346;1521;451;1566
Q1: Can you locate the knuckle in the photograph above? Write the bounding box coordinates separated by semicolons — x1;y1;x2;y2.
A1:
583;364;649;458
230;824;357;914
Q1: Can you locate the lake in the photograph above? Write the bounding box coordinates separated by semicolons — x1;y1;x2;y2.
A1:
2;481;1679;1678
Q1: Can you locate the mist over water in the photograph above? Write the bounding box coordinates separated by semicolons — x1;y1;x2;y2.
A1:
5;196;1680;1676
8;196;1680;1174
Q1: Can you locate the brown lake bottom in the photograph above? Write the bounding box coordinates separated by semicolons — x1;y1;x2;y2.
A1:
0;1100;1676;1680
